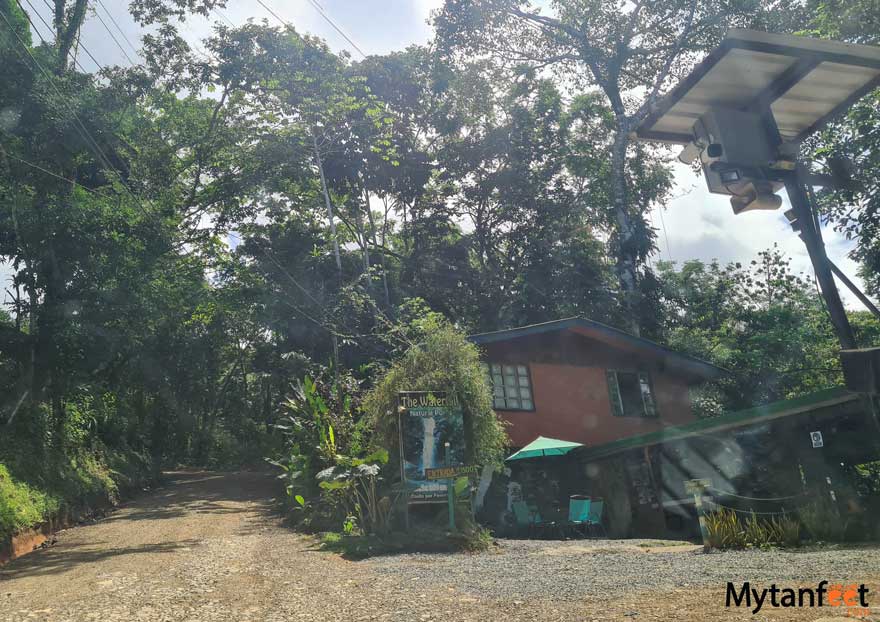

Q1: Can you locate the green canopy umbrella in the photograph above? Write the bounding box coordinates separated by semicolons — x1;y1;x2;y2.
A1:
505;436;584;461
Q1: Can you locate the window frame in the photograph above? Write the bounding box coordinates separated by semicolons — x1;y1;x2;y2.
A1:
485;362;536;412
606;369;658;418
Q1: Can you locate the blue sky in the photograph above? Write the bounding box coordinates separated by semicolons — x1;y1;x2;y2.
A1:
3;0;872;311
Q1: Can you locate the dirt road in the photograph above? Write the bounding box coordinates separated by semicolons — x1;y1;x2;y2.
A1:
1;470;877;621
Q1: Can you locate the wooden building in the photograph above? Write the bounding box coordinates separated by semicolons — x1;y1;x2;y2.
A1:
468;317;724;448
469;319;880;539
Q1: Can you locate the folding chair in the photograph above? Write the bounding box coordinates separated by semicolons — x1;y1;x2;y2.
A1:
566;495;592;538
512;500;542;538
587;497;607;537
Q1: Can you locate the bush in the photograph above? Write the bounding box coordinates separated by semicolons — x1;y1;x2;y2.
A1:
362;314;508;470
704;508;801;550
319;519;494;560
0;464;60;540
705;508;745;549
0;400;155;543
799;499;847;542
770;514;801;547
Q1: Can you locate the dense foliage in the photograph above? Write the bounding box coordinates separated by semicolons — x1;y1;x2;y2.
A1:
0;0;878;540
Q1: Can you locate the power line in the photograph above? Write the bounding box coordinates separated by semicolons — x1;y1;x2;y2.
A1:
305;0;367;58
212;6;235;29
255;0;367;59
91;4;136;65
657;205;673;262
95;0;140;58
0;8;152;220
254;0;288;29
0;7;116;174
25;0;106;73
0;143;113;199
17;0;50;44
227;231;413;347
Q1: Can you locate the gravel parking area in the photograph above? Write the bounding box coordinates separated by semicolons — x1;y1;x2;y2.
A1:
371;539;880;620
1;470;877;621
372;538;879;600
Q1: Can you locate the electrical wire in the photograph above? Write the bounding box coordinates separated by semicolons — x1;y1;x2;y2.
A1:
0;6;153;221
92;7;136;65
657;204;673;262
707;487;809;502
0;7;111;177
17;0;48;43
0;144;114;200
37;0;105;72
8;1;399;349
2;8;114;170
255;0;367;59
212;6;236;29
227;230;414;347
254;0;289;30
305;0;367;58
94;0;139;63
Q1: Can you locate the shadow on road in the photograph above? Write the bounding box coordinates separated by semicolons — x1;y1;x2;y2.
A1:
101;469;276;523
0;469;280;580
0;539;203;580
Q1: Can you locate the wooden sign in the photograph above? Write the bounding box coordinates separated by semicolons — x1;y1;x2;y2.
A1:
424;465;479;481
397;391;465;503
684;478;712;494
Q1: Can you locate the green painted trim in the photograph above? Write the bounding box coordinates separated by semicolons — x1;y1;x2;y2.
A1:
573;386;857;462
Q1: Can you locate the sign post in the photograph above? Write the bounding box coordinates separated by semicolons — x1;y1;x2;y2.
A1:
685;478;712;552
444;442;455;531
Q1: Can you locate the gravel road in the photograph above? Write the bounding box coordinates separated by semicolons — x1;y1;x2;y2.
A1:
1;470;877;621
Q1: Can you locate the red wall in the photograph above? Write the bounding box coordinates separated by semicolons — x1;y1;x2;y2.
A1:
481;331;697;447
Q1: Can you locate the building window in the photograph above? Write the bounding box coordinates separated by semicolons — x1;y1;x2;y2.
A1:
485;363;534;411
607;370;657;418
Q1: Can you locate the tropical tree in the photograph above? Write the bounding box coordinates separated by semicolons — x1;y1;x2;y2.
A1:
434;0;799;334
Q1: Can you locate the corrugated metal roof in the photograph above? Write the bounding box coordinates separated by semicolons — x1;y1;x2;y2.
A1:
571;386;858;462
635;29;880;144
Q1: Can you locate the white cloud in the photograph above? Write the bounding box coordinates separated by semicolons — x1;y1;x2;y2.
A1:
652;162;870;310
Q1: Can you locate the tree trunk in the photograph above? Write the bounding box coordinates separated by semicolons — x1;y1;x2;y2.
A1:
311;130;341;374
364;189;391;309
609;124;641;336
312;131;342;273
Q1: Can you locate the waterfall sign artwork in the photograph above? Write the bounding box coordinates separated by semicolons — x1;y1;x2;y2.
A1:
398;391;466;503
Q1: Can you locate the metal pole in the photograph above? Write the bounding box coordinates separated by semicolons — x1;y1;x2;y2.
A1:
685;479;711;552
397;407;409;532
445;441;455;531
784;169;857;350
828;260;880;321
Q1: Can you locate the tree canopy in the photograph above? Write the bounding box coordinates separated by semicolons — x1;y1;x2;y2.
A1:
0;0;877;501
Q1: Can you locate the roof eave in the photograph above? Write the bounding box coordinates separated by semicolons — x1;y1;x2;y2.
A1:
468;317;727;383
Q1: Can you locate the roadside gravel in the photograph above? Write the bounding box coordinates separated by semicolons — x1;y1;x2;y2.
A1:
1;470;877;621
371;538;880;600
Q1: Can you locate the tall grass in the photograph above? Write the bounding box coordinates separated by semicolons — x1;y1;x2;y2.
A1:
704;508;801;550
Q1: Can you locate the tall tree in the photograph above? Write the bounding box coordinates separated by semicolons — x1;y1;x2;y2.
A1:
803;0;880;300
434;0;789;334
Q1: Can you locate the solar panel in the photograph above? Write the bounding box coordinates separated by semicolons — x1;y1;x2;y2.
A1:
634;29;880;145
